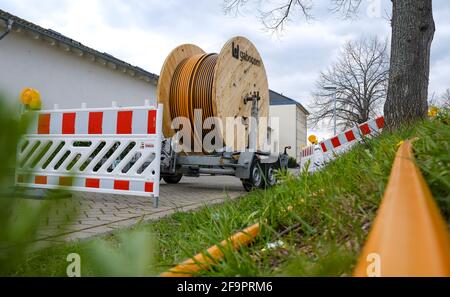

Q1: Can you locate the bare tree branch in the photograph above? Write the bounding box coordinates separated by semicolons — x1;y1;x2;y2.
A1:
330;0;363;19
435;89;450;109
428;88;450;109
259;0;313;31
443;89;450;109
223;0;365;32
224;0;313;32
223;0;250;16
308;37;389;130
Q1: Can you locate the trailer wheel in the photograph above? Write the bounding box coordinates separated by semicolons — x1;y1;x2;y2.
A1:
163;174;183;184
242;159;264;191
242;181;253;192
265;163;277;187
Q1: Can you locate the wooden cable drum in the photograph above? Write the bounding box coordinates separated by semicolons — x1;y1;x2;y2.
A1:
157;36;269;154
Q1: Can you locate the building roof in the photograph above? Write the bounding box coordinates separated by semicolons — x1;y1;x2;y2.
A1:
269;89;309;115
0;9;158;84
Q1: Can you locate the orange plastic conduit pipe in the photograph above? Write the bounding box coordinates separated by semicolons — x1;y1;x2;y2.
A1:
160;223;260;277
353;140;450;277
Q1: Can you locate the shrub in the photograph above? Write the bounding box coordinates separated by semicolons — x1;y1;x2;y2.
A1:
287;157;298;168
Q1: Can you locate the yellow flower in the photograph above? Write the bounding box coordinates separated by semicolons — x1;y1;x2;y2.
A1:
396;140;404;149
428;106;439;117
20;88;41;109
29;96;42;110
20;88;33;104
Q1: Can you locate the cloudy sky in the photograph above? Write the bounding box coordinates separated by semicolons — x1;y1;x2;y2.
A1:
1;0;449;139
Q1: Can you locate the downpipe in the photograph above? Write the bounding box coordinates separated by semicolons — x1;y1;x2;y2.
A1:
0;19;14;41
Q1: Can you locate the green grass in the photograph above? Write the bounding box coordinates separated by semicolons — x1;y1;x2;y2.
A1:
5;112;450;277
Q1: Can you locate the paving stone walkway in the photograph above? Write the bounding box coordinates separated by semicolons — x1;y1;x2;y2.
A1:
34;176;245;246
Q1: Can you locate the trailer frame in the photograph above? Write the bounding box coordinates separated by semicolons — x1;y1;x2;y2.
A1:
159;92;290;191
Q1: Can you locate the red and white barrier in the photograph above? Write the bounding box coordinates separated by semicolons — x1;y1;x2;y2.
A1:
300;116;385;172
15;103;163;207
300;145;322;173
320;116;385;154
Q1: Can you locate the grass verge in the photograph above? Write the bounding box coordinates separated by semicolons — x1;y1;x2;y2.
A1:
6;113;449;276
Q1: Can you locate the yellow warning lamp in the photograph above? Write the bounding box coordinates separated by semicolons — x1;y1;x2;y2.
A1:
20;88;42;110
308;135;318;145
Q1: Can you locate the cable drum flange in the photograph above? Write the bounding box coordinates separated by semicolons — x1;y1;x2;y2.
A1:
157;36;269;155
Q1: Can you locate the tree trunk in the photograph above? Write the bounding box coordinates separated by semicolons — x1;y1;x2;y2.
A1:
384;0;435;129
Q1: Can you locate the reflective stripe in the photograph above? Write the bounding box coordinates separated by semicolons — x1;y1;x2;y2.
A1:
148;110;157;134
114;180;130;190
331;136;341;148
59;176;73;186
85;178;100;188
375;116;385;129
89;112;103;134
38;114;50;134
102;111;116;134
145;182;154;193
117;111;133;134
345;130;355;142
35;175;47;184
359;123;371;136
62;113;76;134
50;112;62;134
101;178;114;190
132;109;147;134
75;111;89;134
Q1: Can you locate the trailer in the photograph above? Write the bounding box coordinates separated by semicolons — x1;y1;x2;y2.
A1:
159;92;290;191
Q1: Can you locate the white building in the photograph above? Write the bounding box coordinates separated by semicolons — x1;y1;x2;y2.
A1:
0;9;158;110
269;90;309;161
1;10;308;159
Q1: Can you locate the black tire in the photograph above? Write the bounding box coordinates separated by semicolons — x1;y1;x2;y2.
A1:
264;163;277;187
242;181;253;192
241;159;264;191
163;174;183;184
